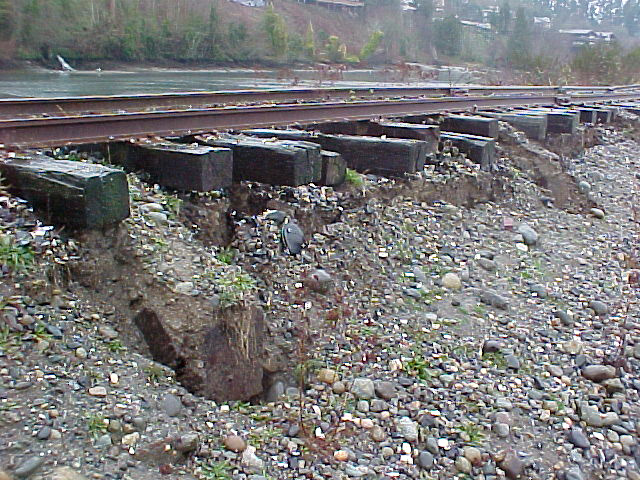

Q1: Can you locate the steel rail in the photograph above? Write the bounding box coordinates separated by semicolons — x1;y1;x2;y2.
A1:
0;84;635;118
1;90;639;149
0;86;560;117
0;94;564;148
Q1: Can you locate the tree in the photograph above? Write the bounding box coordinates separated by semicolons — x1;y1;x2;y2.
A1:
360;30;384;61
262;4;288;57
304;21;315;59
498;0;511;33
0;0;14;40
505;6;531;69
433;15;462;57
623;0;640;36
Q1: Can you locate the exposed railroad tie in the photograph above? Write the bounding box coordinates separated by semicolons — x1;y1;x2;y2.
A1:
0;89;639;148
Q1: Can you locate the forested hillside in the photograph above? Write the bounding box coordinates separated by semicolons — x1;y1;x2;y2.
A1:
0;0;639;84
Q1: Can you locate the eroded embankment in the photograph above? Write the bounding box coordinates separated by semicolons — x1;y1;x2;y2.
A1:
1;114;640;480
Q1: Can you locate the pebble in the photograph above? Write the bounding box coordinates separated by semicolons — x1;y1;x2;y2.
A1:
590;208;605;219
582;364;616;382
442;272;462;290
418;451;434;469
351;378;375;399
455;456;472;473
161;393;182;416
500;452;524;479
396;417;419;442
51;467;89;480
223;434;247;452
88;386;107;397
14;457;45;478
568;428;590;448
517;223;538;246
317;368;339;385
588;300;609;316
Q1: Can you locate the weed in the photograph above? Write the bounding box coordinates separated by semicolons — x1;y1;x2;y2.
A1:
456;422;485;446
151;236;168;250
216;270;257;309
0;235;35;273
473;304;487;316
345;168;364;187
196;460;233;480
230;401;251;413
162;195;183;219
457;306;470;315
249;426;281;447
216;247;237;265
482;351;507;369
107;340;125;353
86;412;108;438
144;364;165;383
32;323;53;342
405;353;433;381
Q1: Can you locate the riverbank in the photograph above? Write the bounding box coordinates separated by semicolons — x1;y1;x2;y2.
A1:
1;113;640;479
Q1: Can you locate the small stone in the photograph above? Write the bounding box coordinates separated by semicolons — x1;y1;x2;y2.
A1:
582;365;616;382
500;452;524;479
333;450;349;461
174;281;194;295
303;269;333;294
241;446;263;470
396;417;419;442
578;180;591;193
145;211;168;225
381;447;394;458
482;339;501;354
223;435;246;452
455;456;472;474
94;434;112;448
121;432;139;446
351;378;375;399
51;467;89;480
317;368;339;385
332;381;346;394
588;300;609;316
568;428;590;448
563;340;583;355
14;457;45;478
36;426;51;440
480;290;509;309
464;446;482;466
564;467;585;480
495;423;510;437
418;451;434;469
517;223;538;246
495;397;513;410
0;470;12;480
374;381;396;400
590;208;605;219
442;273;462;290
98;326;118;340
370;426;386;442
88;386;107;397
602;378;625;394
161;394;182;417
478;258;497;272
75;347;87;359
505;354;520;370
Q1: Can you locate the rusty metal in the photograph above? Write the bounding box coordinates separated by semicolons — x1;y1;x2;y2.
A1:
0;86;558;117
0;94;561;148
1;85;637;119
1;89;639;149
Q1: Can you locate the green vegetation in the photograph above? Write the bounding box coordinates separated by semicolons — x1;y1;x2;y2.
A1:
216;247;237;265
345;169;364;188
405;352;433;381
86;412;108;438
456;422;485;446
0;235;35;273
107;339;125;353
216;270;256;309
144;363;165;383
197;460;233;480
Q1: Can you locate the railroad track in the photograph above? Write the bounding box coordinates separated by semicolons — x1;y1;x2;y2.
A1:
0;84;638;118
0;87;639;149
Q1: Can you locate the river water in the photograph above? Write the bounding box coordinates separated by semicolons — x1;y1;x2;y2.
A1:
0;66;476;98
